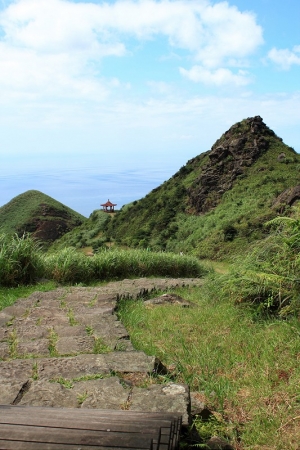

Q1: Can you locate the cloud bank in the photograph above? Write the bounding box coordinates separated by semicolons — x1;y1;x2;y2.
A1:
0;0;264;100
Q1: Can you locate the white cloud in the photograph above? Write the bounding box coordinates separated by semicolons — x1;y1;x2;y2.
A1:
179;65;252;86
268;46;300;70
0;0;263;100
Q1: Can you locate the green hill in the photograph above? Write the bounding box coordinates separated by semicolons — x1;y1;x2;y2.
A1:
0;190;86;246
103;116;300;259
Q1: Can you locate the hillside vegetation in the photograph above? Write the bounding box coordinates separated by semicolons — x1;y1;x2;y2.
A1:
0;190;86;246
103;116;300;259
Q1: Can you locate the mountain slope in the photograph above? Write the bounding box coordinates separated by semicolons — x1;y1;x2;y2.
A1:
104;116;300;258
0;190;86;245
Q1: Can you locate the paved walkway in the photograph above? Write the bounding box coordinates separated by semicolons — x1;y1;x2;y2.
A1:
0;278;202;425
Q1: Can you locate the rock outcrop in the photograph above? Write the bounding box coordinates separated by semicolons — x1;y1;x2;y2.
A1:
188;116;274;213
273;185;300;211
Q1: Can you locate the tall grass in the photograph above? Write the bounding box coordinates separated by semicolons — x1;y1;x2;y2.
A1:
44;248;94;283
217;206;300;317
0;233;205;286
44;248;205;283
0;233;44;286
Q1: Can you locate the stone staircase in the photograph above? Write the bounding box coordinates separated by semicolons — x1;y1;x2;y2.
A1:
0;278;203;448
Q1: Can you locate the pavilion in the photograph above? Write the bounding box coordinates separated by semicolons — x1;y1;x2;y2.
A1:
101;199;117;212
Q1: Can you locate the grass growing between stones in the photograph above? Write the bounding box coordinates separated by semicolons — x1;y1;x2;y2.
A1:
0;281;58;311
118;283;300;449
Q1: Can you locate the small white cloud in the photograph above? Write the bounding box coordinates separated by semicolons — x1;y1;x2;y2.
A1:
180;66;251;86
268;46;300;70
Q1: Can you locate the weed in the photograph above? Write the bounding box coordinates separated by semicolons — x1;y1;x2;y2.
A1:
93;337;112;354
67;308;79;326
50;377;74;389
7;328;18;358
48;328;58;357
88;295;97;307
85;325;94;336
77;391;89;405
32;362;39;380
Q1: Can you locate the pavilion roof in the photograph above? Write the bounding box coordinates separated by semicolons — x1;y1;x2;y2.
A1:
101;199;117;207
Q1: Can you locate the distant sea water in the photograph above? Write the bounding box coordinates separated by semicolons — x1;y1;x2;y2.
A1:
0;164;179;217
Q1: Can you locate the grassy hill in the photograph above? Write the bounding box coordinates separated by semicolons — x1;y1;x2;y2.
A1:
49;209;111;252
102;116;300;259
0;190;86;246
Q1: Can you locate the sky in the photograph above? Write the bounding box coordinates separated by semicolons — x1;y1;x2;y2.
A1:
0;0;299;217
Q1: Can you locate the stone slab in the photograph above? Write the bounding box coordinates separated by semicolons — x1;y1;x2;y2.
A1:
17;339;50;358
13;324;49;340
37;354;110;380
0;380;29;404
0;342;9;360
103;352;156;373
19;380;78;408
0;359;33;381
0;278;198;427
80;377;130;410
54;324;87;338
130;383;190;425
56;335;95;356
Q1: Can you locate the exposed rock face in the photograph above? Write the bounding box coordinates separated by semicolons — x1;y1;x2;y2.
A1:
19;203;83;243
188;116;273;213
273;185;300;211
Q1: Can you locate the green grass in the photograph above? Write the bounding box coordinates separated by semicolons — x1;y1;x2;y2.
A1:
0;233;205;287
0;281;58;310
49;209;109;252
118;283;300;449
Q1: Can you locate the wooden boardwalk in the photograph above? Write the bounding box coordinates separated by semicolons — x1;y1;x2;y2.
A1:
0;405;182;450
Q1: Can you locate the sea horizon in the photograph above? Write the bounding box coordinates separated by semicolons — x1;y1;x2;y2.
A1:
1;163;181;217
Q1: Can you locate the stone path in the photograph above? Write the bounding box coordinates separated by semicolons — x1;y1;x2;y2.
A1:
0;278;202;426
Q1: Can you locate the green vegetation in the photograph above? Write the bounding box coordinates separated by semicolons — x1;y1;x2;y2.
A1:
0;190;85;239
217;205;300;318
102;122;299;259
118;282;300;449
49;209;110;252
0;234;205;288
0;232;44;286
0;283;58;312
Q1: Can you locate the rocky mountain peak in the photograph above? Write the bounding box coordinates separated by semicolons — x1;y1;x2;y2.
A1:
188;116;275;214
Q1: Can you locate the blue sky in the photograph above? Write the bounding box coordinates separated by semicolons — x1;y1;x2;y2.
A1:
0;0;299;216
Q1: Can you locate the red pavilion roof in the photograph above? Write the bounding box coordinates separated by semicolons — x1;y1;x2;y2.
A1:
101;199;117;207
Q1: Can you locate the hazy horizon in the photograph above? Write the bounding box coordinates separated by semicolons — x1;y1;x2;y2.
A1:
1;0;299;215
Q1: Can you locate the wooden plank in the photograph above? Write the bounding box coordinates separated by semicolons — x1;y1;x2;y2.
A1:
0;410;167;436
0;405;182;450
0;442;153;450
0;423;154;449
0;405;181;428
0;405;181;422
0;410;165;450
